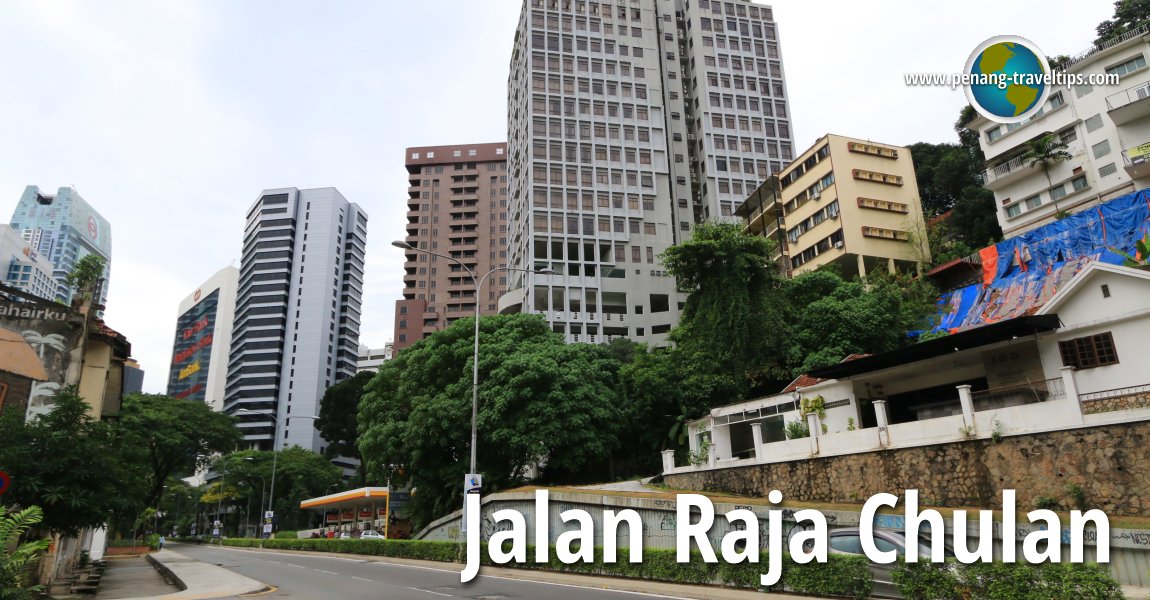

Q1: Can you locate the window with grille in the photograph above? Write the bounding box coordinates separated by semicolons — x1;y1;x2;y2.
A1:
1058;332;1118;369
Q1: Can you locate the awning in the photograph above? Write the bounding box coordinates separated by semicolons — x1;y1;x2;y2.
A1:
299;487;389;511
807;314;1062;380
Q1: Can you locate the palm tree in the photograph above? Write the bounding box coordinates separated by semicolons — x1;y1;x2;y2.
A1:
1021;133;1073;213
20;330;66;360
0;505;51;599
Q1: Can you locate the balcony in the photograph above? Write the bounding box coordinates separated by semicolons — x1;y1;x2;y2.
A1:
1123;145;1150;179
982;154;1034;189
1106;80;1150;126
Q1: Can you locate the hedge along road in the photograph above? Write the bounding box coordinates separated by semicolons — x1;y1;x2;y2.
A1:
171;543;783;600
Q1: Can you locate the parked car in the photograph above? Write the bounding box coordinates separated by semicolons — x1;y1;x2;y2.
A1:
359;530;385;540
337;532;351;539
818;527;954;598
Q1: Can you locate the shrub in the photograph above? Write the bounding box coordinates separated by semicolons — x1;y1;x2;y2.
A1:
1038;562;1123;599
892;560;964;600
785;419;810;440
784;554;871;599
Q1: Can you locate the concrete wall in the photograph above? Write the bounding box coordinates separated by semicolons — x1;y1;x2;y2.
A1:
666;419;1150;518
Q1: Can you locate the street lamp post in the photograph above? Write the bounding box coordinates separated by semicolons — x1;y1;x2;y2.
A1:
390;240;555;496
237;409;320;537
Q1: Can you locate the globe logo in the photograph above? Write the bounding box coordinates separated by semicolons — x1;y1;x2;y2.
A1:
964;35;1050;124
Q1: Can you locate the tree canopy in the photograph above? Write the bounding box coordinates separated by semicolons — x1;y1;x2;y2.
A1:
358;313;623;528
117;393;241;510
661;221;790;406
0;387;140;535
1096;0;1150;44
315;371;375;485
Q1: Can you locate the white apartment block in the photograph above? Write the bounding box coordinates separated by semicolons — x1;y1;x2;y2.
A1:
356;344;392;373
502;0;794;345
971;27;1150;238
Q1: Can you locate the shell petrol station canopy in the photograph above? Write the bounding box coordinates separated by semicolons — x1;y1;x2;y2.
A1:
299;487;390;512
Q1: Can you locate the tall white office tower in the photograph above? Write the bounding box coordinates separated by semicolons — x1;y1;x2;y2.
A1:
225;188;367;456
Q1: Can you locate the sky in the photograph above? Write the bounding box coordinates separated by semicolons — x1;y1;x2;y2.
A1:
0;0;1115;393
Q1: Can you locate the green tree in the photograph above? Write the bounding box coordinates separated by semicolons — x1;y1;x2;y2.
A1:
0;387;139;536
358;314;623;528
1096;0;1150;44
785;271;938;375
0;506;51;599
117;393;241;511
1021;133;1073;212
63;254;106;305
661;222;790;406
209;450;340;533
315;371;375;485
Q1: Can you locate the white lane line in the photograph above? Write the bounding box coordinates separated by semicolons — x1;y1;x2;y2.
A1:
285;564;306;569
315;569;339;575
407;587;452;597
351;576;374;582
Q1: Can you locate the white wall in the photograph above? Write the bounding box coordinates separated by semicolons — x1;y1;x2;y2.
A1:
1040;269;1150;394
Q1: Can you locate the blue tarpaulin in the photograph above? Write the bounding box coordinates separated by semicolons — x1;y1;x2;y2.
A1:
926;190;1150;335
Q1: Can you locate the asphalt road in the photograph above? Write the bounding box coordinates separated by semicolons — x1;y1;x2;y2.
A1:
174;543;690;600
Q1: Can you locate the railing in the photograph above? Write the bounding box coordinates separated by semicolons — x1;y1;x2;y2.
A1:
1106;81;1150;111
984;155;1028;183
1080;382;1150;402
1061;23;1150;71
969;377;1064;411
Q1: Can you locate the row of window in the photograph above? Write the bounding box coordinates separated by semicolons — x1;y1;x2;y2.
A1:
703;71;787;98
533;142;655;165
790;228;845;269
1003;175;1089;219
700;39;778;62
531;188;656;212
531;163;655;188
786;200;840;243
532;73;649;98
695;0;773;21
531;95;652;121
532;213;660;238
780;144;830;189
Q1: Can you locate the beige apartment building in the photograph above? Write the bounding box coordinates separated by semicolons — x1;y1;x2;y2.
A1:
739;134;929;278
394;143;510;353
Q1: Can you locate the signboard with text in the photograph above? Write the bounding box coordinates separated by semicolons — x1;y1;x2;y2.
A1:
166;289;219;403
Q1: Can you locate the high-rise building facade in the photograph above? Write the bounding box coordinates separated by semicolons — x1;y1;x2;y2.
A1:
503;0;793;345
969;29;1149;239
225;188;367;454
738;134;931;279
0;224;57;300
394;143;510;352
167;266;238;412
10;186;112;307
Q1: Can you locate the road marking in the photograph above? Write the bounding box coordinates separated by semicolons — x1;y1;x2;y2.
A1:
285;564;306;569
351;576;374;582
408;587;452;597
315;569;339;575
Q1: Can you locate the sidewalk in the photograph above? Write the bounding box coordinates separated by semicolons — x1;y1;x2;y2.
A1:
94;556;178;599
93;549;266;600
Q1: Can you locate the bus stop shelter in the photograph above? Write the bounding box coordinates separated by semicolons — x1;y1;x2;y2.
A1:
299;487;391;538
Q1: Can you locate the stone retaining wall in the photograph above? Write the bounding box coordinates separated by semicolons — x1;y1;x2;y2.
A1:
664;420;1150;516
1083;391;1150;414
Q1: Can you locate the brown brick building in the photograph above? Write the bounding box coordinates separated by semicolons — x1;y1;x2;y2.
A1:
394;143;509;352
